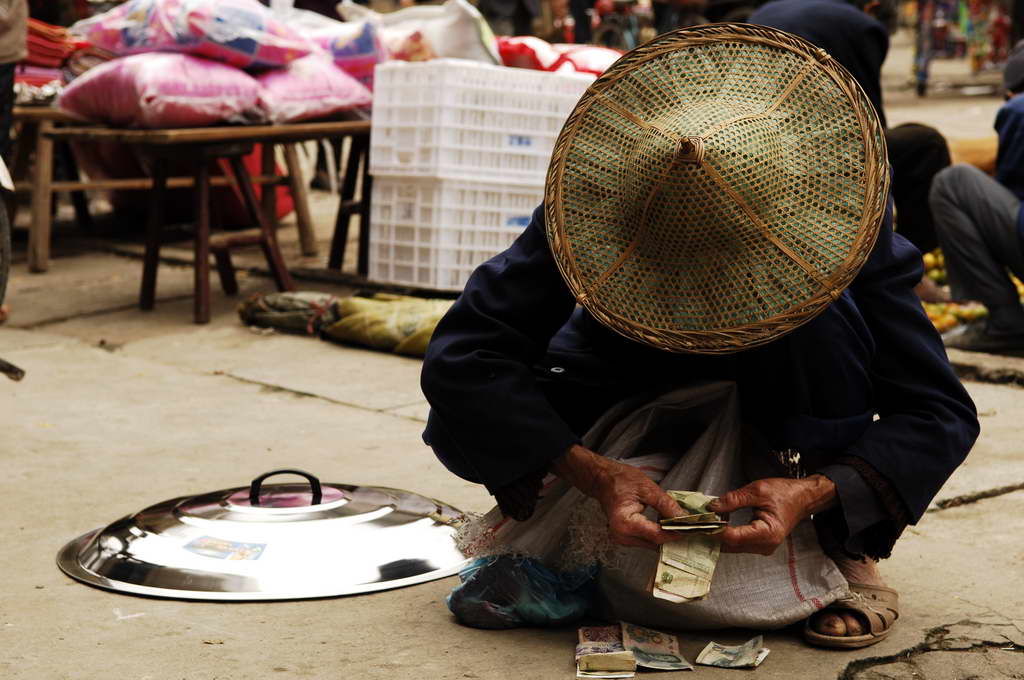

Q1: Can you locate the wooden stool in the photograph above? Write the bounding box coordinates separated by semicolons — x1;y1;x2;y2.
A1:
327;132;372;275
140;142;295;324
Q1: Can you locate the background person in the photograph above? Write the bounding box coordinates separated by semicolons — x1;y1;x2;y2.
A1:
0;0;27;159
750;0;953;300
929;43;1024;353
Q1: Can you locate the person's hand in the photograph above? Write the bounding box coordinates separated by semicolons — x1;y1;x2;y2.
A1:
707;475;837;556
552;444;682;550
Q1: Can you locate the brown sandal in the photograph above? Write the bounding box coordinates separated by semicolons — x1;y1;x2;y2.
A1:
804;583;900;649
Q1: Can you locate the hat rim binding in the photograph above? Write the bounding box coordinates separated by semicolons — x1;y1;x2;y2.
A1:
544;23;891;355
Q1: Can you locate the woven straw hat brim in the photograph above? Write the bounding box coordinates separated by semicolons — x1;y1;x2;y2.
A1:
544;23;889;355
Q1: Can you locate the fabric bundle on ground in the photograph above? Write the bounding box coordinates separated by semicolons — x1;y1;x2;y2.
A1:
58;53;262;128
70;0;313;70
238;291;341;334
256;54;371;123
238;292;452;357
451;383;848;630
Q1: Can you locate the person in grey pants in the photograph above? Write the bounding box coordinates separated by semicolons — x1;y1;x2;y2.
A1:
930;44;1024;353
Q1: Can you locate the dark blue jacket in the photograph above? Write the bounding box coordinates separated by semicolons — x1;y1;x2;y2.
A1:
421;201;978;558
995;94;1024;245
750;0;890;127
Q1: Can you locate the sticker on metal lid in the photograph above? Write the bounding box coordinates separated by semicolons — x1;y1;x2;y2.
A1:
184;536;266;561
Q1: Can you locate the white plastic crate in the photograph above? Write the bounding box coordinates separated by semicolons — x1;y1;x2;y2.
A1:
369;175;543;291
370;59;595;183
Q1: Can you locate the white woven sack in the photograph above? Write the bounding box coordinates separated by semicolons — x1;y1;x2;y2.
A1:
458;381;849;630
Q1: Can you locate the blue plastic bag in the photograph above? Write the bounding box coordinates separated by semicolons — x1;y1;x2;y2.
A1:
446;555;597;629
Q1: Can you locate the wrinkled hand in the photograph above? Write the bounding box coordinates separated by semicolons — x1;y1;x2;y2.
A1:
552;444;682;550
707;475;838;556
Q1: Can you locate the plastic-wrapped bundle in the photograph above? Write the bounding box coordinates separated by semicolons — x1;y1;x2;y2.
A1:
257;54;371;123
58;53;262;128
238;291;341;335
447;556;597;629
70;0;313;70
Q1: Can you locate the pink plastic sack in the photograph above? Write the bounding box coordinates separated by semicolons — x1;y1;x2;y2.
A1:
70;0;312;70
58;53;262;128
308;20;386;90
257;55;371;123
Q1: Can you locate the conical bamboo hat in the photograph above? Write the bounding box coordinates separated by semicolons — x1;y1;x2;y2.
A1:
544;23;889;354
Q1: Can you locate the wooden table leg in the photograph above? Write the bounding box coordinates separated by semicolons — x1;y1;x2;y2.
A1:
356;138;372;278
194;160;212;324
260;142;277;229
213;247;238;296
6;120;35;224
228;155;295;292
28;120;54;273
327;133;364;271
282;142;317;257
57;140;93;232
140;158;168;311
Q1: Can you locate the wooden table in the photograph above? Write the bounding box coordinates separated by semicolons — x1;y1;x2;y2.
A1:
10;106;92;271
46;120;373;323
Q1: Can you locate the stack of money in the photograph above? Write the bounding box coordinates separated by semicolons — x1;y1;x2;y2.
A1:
621;623;693;671
575;626;636;679
575;623;694;677
651;491;726;603
696;636;770;668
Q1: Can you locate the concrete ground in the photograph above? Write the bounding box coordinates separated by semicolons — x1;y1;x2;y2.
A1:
3;28;1023;680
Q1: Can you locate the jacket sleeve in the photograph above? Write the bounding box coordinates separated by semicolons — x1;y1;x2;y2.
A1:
839;201;980;554
420;205;579;491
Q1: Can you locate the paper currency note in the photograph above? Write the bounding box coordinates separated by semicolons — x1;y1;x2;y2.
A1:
667;490;716;514
695;636;770;668
576;626;636;675
651;490;725;602
652;561;713;602
621;622;693;671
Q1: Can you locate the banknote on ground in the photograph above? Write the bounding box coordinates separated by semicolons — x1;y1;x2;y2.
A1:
576;625;636;678
621;622;693;671
695;635;770;668
652;491;724;602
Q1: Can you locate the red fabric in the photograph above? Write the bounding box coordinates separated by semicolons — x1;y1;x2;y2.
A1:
215;144;295;225
496;36;621;75
24;19;89;68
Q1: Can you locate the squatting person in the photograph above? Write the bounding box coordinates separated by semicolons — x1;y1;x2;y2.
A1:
420;25;978;649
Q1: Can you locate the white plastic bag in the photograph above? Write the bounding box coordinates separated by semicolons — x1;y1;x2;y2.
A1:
337;0;498;64
458;382;848;630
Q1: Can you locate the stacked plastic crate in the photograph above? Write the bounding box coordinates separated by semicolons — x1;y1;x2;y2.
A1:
368;59;595;291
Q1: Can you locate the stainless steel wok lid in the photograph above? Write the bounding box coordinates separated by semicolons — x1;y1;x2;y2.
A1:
57;469;469;600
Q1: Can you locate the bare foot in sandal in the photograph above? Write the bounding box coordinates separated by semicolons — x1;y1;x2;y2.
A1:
804;554;900;649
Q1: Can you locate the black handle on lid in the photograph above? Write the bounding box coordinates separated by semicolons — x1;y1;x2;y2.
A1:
249;468;323;506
